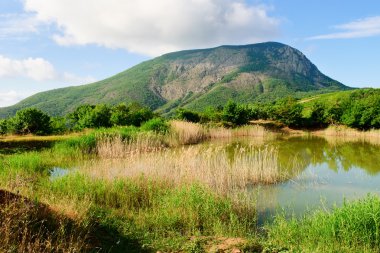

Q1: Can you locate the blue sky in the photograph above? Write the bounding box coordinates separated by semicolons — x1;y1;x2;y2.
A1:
0;0;380;106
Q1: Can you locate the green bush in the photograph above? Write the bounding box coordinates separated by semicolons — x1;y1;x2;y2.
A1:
176;108;201;123
0;119;8;135
272;97;303;127
221;100;251;126
7;108;51;135
141;118;169;134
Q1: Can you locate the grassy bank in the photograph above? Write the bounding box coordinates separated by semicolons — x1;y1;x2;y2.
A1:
2;122;380;252
266;195;380;253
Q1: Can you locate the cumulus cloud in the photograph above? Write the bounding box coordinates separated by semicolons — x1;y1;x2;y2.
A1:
0;55;56;81
0;90;27;107
0;55;96;87
308;16;380;40
23;0;280;56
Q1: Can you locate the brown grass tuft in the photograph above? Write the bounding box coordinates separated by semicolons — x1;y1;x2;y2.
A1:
0;189;91;253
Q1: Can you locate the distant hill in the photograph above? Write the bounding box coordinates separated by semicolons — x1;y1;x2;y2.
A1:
0;42;350;118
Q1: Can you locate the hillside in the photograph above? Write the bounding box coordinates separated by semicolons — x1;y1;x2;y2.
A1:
0;42;349;117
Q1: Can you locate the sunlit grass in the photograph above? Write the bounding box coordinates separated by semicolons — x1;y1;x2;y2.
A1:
267;195;380;253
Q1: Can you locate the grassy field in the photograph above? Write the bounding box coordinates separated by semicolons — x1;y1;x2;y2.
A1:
1;122;380;252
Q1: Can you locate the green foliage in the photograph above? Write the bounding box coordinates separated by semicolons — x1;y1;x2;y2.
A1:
308;102;328;127
221;100;250;126
341;90;380;129
176;108;201;123
7;108;51;135
141;118;169;134
272;97;303;127
127;107;154;127
268;195;380;252
50;117;67;134
0;119;8;135
110;103;130;126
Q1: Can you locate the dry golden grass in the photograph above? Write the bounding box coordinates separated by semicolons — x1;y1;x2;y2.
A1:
315;125;380;145
208;125;268;139
85;144;284;195
96;132;167;158
169;120;208;145
0;190;91;253
169;120;271;145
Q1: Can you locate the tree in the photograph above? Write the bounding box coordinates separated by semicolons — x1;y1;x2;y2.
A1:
221;100;250;125
0;119;8;135
91;104;112;128
309;102;327;127
67;104;95;130
8;108;51;135
176;108;201;123
273;97;303;127
110;103;130;126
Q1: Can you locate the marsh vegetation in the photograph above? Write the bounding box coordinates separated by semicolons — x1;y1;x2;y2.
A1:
1;120;380;252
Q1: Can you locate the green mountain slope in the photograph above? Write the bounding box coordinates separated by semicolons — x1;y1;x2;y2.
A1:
0;42;349;117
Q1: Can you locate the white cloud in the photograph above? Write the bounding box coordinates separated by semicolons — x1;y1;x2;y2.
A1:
0;55;96;87
0;90;27;107
23;0;280;56
0;55;56;81
0;13;41;39
308;16;380;40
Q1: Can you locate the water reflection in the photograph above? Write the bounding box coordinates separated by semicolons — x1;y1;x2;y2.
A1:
248;136;380;224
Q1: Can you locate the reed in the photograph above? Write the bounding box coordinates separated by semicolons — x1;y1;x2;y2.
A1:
317;125;380;145
208;125;268;139
85;144;284;195
169;120;208;145
96;132;167;159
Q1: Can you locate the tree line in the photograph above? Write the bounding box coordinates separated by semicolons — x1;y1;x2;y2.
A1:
177;89;380;130
1;89;379;136
0;103;156;135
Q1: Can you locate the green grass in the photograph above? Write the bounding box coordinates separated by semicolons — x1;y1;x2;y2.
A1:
3;128;380;252
266;195;380;252
34;172;257;252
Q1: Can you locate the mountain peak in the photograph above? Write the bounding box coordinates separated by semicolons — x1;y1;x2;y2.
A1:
0;42;349;117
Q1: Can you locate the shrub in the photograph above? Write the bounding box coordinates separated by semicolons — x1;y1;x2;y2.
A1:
7;108;51;135
221;100;250;126
176;108;201;123
141;118;170;134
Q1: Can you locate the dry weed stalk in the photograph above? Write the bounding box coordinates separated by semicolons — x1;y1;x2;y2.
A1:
320;125;380;145
86;144;284;195
96;133;166;158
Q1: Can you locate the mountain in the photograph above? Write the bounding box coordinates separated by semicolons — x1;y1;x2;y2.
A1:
0;42;349;117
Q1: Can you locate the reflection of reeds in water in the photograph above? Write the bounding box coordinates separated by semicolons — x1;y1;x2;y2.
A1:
319;125;380;145
86;145;284;195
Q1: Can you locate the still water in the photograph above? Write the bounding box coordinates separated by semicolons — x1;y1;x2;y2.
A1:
244;136;380;224
48;135;380;224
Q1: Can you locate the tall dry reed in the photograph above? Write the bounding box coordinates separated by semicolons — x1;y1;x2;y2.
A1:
96;133;166;159
85;144;284;195
317;125;380;145
208;125;268;139
169;120;208;145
